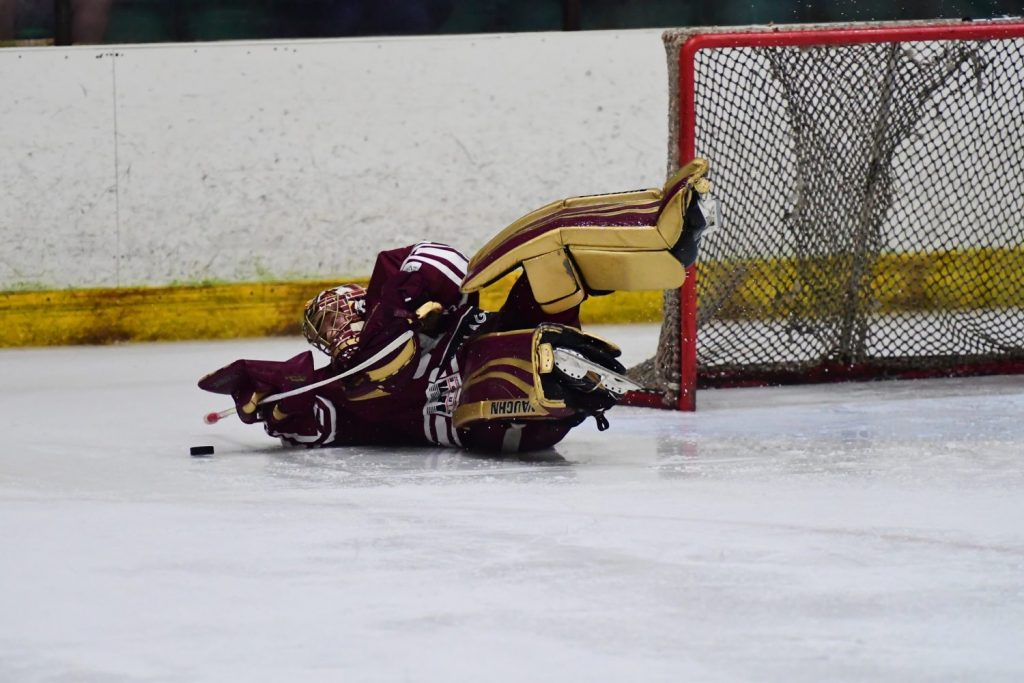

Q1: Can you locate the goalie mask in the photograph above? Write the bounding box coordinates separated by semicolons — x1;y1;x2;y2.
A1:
301;284;368;362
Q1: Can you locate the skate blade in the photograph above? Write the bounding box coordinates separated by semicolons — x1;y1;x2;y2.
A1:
698;193;722;237
553;348;642;396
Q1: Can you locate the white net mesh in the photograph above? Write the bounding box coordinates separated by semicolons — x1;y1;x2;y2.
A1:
637;22;1024;406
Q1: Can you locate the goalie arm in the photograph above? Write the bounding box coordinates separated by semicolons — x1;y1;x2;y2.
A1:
198;331;417;445
346;243;476;392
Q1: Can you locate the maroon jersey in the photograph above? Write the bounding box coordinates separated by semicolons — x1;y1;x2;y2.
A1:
265;242;491;447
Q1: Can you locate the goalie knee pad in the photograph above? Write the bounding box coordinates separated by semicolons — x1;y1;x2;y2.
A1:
461;158;712;313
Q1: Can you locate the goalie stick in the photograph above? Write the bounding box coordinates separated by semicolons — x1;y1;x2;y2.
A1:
203;330;415;424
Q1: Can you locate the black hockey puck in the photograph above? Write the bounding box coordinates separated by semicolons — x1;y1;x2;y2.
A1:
190;445;215;457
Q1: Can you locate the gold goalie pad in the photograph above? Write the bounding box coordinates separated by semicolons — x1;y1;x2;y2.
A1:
461;158;710;313
452;324;623;430
452;328;562;430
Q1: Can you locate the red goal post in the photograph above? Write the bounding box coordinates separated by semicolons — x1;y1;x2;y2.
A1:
628;19;1024;411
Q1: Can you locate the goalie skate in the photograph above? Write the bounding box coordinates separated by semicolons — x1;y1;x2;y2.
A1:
550;347;641;398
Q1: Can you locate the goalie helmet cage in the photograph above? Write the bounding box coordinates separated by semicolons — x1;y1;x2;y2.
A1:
626;19;1024;411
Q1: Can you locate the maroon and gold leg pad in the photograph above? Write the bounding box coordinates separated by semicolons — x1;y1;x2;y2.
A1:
454;324;625;452
455;328;578;452
461;158;712;313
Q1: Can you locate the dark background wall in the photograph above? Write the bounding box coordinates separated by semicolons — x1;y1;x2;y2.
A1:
2;0;1022;46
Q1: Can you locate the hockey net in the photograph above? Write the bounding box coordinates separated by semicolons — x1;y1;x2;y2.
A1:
628;20;1024;411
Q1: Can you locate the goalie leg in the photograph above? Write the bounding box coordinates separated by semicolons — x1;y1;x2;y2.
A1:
454;324;632;452
461;158;715;313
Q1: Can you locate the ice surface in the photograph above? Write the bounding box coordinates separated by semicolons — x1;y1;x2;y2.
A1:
1;326;1023;682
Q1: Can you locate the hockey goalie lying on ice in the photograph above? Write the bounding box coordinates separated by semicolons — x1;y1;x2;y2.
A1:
199;159;715;453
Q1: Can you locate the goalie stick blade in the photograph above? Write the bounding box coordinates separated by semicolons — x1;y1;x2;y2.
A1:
552;348;642;397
